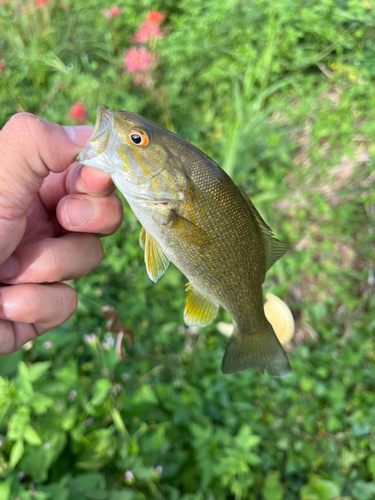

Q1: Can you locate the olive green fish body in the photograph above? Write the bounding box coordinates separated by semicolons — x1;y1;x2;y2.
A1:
78;106;291;377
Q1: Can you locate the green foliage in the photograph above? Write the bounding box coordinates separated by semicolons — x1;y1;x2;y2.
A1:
0;0;374;498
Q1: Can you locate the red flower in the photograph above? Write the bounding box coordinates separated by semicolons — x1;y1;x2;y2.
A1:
0;63;6;74
146;11;164;24
103;5;123;19
68;102;86;123
35;0;51;6
124;47;152;73
132;21;161;44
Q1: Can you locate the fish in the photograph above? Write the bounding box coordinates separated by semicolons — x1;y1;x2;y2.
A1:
77;105;291;377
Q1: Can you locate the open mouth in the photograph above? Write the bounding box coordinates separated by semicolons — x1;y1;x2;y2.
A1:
76;106;113;172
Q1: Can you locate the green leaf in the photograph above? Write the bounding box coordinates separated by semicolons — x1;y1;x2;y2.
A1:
14;362;33;400
300;475;340;500
19;432;67;482
32;393;55;415
7;407;30;440
24;424;43;445
367;456;375;481
9;439;24;468
68;473;106;492
352;480;375;500
300;377;314;392
262;471;284;500
28;362;52;382
61;406;78;431
0;477;12;500
55;359;78;386
111;408;128;436
132;385;158;406
234;425;261;451
89;378;112;407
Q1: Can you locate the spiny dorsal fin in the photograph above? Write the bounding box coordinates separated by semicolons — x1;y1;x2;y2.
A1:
184;283;219;327
144;231;169;283
139;226;146;250
240;189;288;271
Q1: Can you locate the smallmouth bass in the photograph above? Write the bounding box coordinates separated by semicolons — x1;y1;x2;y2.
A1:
78;106;291;377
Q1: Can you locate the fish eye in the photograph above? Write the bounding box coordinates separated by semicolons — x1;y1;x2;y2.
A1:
129;129;149;147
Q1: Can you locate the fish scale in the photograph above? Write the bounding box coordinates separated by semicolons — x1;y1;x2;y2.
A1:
77;105;291;377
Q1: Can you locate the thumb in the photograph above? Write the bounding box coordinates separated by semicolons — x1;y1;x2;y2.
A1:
0;113;93;263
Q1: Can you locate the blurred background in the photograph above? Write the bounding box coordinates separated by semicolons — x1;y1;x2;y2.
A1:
0;0;374;499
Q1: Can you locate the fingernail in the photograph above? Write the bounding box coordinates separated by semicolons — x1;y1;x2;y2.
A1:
63;126;94;147
65;197;92;227
0;255;19;280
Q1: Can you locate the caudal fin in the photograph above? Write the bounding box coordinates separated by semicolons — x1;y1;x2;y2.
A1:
221;323;291;377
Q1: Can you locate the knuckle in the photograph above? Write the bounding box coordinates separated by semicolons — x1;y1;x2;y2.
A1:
6;114;47;146
104;194;124;234
57;285;77;323
88;235;104;265
2;113;50;178
0;319;16;354
43;246;64;282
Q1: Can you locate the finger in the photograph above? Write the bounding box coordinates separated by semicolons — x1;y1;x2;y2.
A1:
0;112;93;262
56;193;123;234
68;164;115;197
0;283;77;354
40;163;115;212
0;233;104;284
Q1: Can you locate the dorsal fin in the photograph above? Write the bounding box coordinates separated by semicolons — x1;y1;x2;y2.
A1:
143;231;170;283
240;189;288;271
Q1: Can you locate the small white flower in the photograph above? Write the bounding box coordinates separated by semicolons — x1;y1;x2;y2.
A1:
83;333;97;345
22;341;33;351
125;470;134;480
111;384;122;396
68;390;77;402
103;332;115;347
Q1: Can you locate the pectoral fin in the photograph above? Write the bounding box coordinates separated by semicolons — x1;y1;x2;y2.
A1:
184;283;219;327
240;190;288;271
144;231;170;283
168;211;209;247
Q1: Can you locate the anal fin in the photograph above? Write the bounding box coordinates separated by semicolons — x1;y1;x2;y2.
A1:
139;227;146;250
184;283;219;327
144;231;169;283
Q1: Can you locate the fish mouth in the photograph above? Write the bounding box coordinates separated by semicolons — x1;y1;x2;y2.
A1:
76;105;114;173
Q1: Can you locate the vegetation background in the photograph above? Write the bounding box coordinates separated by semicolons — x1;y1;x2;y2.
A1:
0;0;374;499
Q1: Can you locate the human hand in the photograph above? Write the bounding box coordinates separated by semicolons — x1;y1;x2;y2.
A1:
0;113;123;354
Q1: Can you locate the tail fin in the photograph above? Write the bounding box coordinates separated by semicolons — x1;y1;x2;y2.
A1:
221;323;291;377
